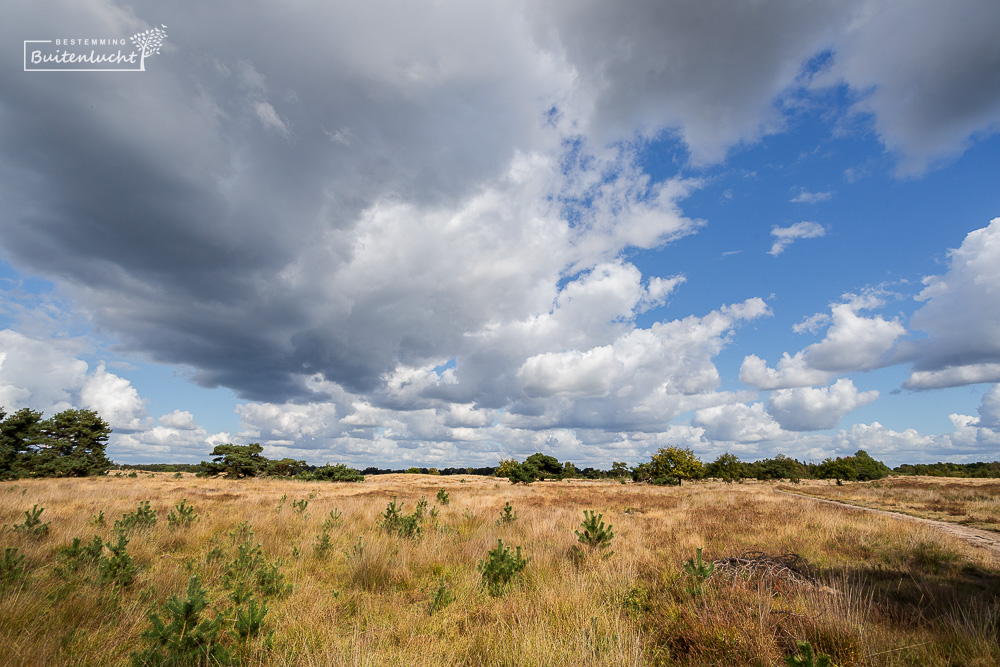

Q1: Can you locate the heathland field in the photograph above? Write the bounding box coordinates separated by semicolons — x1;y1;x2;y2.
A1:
2;474;999;666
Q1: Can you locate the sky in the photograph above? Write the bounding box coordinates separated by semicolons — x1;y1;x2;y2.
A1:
2;0;1000;469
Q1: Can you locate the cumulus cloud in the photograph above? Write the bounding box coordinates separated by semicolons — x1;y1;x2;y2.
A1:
739;352;832;391
692;402;782;443
159;410;199;430
768;221;826;256
800;302;904;373
79;362;147;431
902;218;1000;389
767;379;878;431
0;329;88;414
976;385;1000;430
740;292;904;389
514;297;769;428
0;330;145;432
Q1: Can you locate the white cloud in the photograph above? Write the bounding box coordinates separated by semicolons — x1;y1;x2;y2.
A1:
692;402;782;443
800;302;904;372
791;189;833;204
833;421;937;459
514;298;769;426
903;364;1000;391
978;385;1000;430
792;312;832;334
0;329;89;414
767;378;878;431
741;291;904;390
159;410;199;430
739;352;832;390
902;218;1000;389
768;221;826;256
79;362;147;431
833;413;1000;464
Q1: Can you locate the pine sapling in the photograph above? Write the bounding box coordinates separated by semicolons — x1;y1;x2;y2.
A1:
478;538;529;597
314;530;334;559
100;530;137;587
785;640;836;667
233;598;271;644
114;500;157;533
575;510;614;555
435;489;450;505
683;547;715;597
0;547;26;589
321;508;342;531
495;502;518;526
428;577;454;614
167;499;199;528
130;575;231;666
13;504;50;537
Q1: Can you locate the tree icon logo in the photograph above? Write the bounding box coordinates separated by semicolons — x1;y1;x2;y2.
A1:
130;24;167;71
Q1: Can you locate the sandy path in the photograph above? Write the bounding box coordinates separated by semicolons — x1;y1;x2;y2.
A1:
776;489;1000;559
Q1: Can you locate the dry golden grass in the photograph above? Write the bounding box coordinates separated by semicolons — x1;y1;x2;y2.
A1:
1;473;999;665
778;476;1000;531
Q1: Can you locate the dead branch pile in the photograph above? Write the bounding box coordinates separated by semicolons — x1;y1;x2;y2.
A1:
712;550;821;590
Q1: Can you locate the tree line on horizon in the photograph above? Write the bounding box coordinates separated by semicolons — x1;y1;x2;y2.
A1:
4;406;1000;481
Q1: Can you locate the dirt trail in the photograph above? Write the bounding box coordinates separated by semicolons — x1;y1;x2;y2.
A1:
776;490;1000;559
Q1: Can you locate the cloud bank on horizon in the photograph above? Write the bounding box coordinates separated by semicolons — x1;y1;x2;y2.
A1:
2;0;1000;467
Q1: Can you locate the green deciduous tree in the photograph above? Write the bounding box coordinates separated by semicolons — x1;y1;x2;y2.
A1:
706;452;748;482
648;446;704;484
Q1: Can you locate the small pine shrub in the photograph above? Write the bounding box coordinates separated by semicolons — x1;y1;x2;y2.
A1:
314;531;334;559
428;577;454;614
257;560;292;598
436;489;450;505
683;547;714;597
346;537;364;560
785;640;836;667
292;499;308;514
115;500;157;533
396;513;422;539
233;599;272;646
414;497;428;518
380;497;404;527
478;539;529;597
0;547;26;589
167;499;199;528
100;530;138;587
89;510;105;526
57;535;104;574
380;497;423;539
13;504;50;537
495;502;517;526
575;510;614;554
321;508;342;531
130;575;231;666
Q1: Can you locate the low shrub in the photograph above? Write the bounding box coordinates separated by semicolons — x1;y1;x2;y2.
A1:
478;538;529;597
